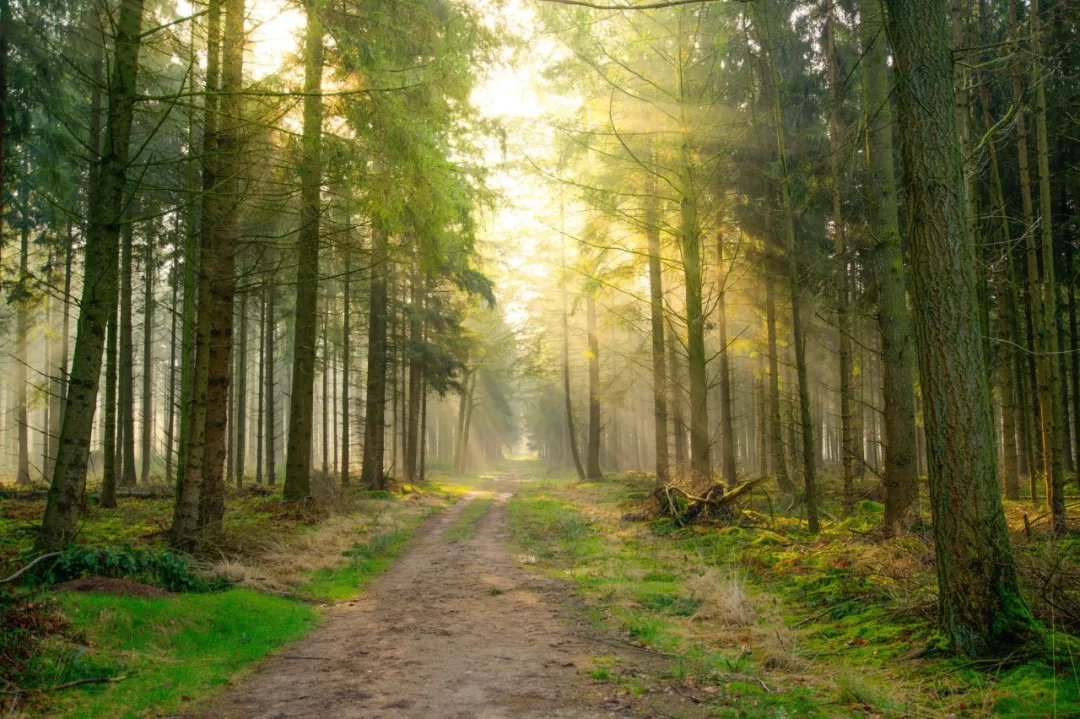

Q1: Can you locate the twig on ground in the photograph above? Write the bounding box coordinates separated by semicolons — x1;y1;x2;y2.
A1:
50;676;128;692
0;552;61;584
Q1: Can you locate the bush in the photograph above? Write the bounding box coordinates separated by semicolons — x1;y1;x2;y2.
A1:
41;546;231;593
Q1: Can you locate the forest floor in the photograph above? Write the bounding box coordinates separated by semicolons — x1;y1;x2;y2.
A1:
198;477;701;719
3;463;1080;718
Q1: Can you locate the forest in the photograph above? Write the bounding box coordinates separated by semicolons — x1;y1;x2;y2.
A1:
0;0;1079;715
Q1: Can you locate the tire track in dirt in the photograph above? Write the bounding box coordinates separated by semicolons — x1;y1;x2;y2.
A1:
200;484;692;718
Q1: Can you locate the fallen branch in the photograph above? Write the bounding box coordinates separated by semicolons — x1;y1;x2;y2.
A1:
3;676;128;695
50;676;128;692
0;552;61;585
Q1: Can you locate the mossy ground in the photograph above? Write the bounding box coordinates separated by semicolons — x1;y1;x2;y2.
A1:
505;468;1080;718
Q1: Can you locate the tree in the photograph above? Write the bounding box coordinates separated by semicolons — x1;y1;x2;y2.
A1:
284;0;326;502
37;0;147;551
883;0;1034;656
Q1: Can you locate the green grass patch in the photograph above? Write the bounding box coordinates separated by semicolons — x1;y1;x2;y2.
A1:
27;589;316;718
300;528;413;602
444;498;494;541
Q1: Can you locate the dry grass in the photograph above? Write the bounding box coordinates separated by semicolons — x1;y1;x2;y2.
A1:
207;488;446;596
687;569;755;626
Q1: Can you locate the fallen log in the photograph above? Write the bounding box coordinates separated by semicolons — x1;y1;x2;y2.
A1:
654;477;767;524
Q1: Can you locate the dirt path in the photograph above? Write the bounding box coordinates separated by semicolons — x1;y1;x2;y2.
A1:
201;483;686;718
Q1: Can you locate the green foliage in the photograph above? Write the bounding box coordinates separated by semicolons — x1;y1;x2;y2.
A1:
42;546;231;594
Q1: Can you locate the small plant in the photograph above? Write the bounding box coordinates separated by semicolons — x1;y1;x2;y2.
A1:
41;546;231;593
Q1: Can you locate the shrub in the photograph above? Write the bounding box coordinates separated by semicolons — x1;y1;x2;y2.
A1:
41;546;231;593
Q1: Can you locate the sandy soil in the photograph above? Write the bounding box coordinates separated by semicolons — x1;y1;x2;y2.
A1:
199;484;692;719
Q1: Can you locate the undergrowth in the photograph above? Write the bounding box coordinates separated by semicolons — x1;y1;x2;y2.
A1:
0;479;454;716
508;472;1080;718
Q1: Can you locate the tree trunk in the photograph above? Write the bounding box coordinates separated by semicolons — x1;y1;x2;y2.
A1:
585;290;603;479
560;227;587;481
102;306;119;508
1028;0;1066;533
883;0;1033;655
1071;273;1080;488
266;265;276;485
171;0;223;547
140;226;154;483
756;2;817;530
981;84;1022;500
716;224;737;489
166;236;179;487
14;184;30;485
829;1;854;512
284;0;325;500
678;155;712;483
668;331;686;471
322;307;330;476
119;203;137;487
341;251;350;486
196;0;245;529
256;287;265;485
644;168;669;485
36;0;146;551
361;226;389;489
235;290;247;486
405;259;423;483
765;275;791;491
859;0;919;527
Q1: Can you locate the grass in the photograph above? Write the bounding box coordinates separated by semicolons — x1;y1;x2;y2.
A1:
21;589;317;718
444;497;494;541
506;470;1080;718
300;528;413;601
1;479;457;716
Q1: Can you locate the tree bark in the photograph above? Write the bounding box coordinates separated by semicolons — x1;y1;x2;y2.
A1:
585;290;603;479
284;0;325;501
14;182;29;485
755;1;817;530
102;306;119;508
716;224;737;489
643;168;669;485
197;0;245;528
560;227;587;481
860;0;920;527
265;264;276;486
405;258;423;483
235;290;247;486
119;204;137;487
828;5;854;514
36;0;146;551
883;0;1033;654
341;251;350;486
1028;0;1066;533
256;287;265;485
140;225;154;484
765;275;791;491
361;226;389;489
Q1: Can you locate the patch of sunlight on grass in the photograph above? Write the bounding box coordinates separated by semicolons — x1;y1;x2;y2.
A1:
33;589;317;719
444;498;494;541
